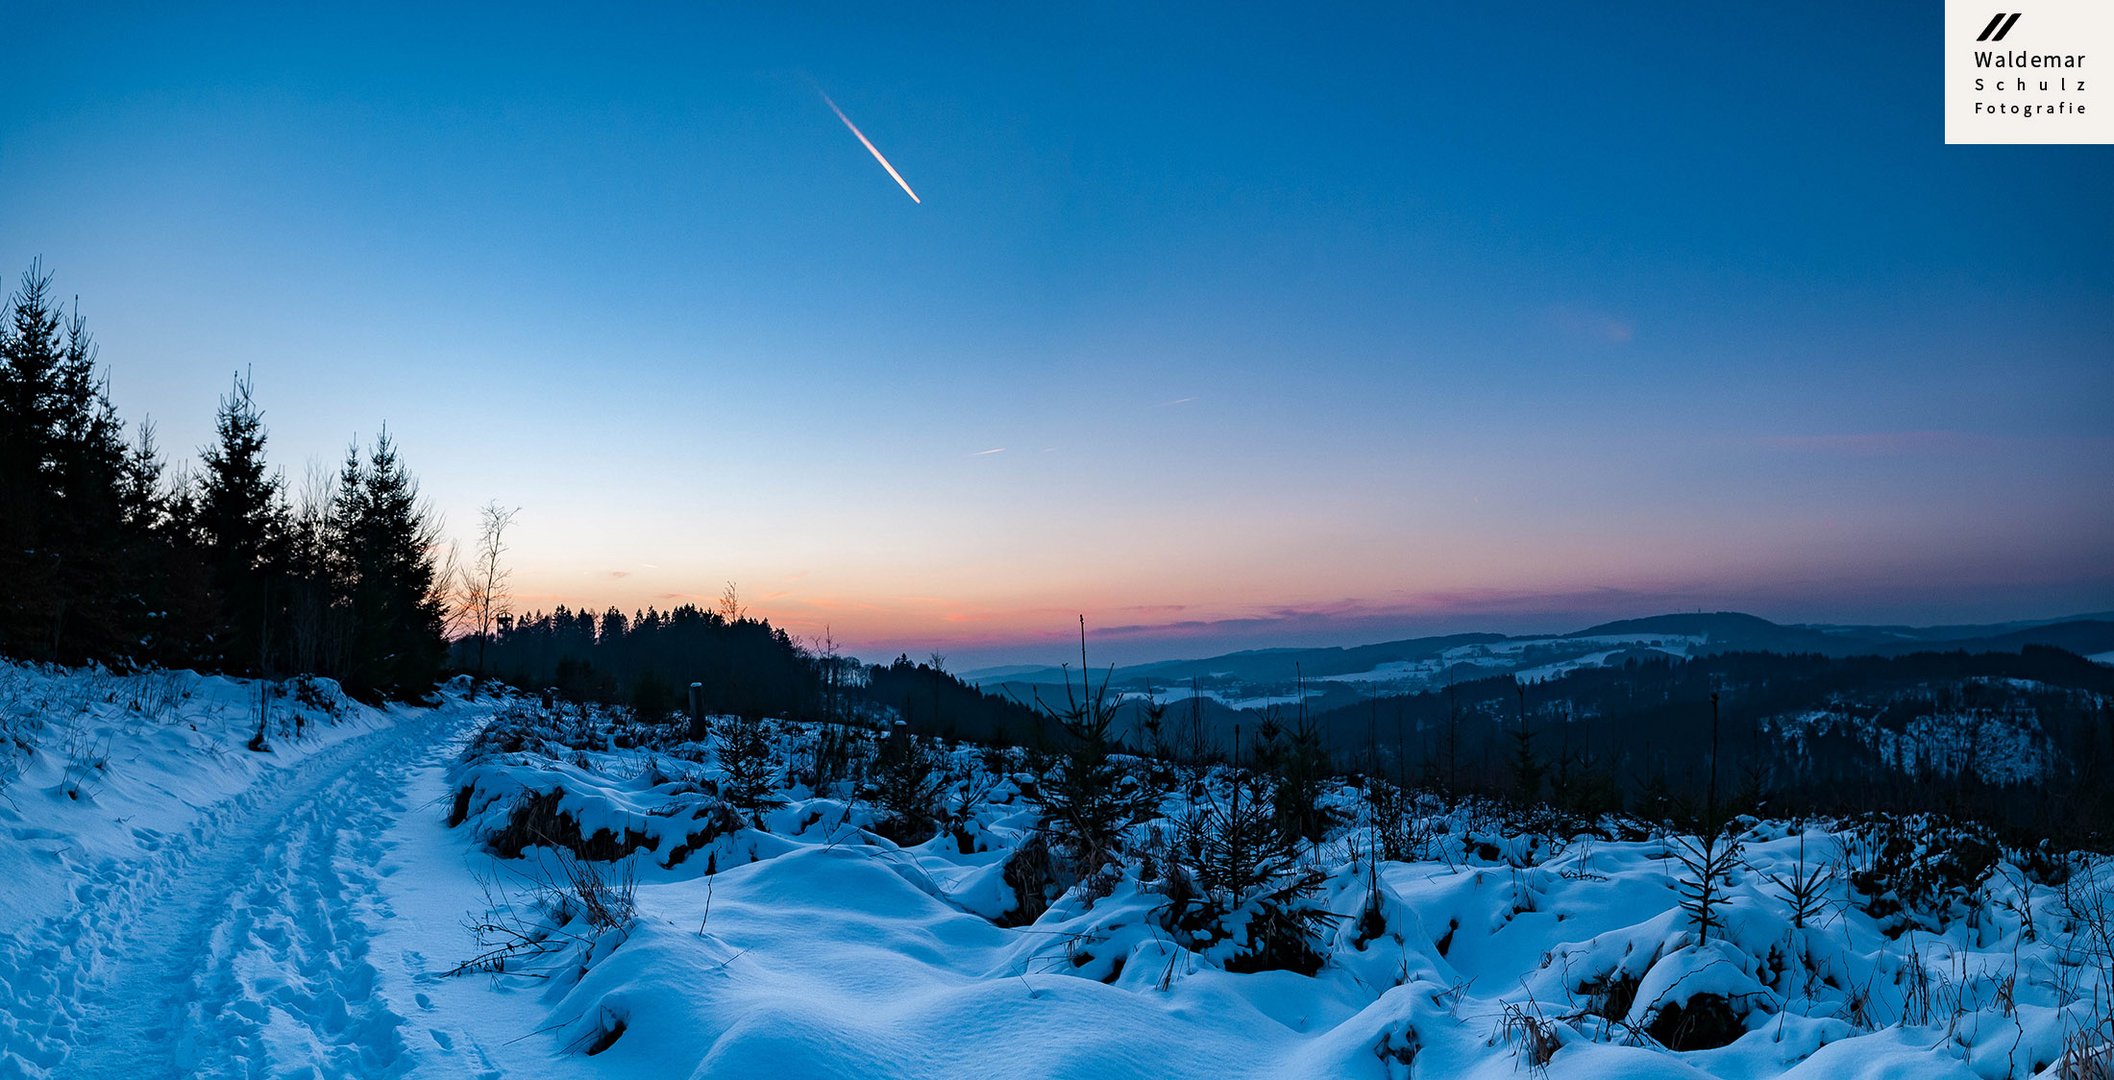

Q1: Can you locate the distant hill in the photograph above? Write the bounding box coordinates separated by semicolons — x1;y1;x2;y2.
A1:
1563;612;2114;659
965;632;1506;691
1114;633;1508;684
1566;612;1841;653
964;611;2114;705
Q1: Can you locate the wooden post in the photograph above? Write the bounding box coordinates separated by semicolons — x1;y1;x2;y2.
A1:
688;682;707;740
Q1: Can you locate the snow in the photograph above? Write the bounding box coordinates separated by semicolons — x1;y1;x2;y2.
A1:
1119;685;1317;711
4;660;2112;1078
1767;697;2057;786
1310;634;1701;690
0;662;475;1075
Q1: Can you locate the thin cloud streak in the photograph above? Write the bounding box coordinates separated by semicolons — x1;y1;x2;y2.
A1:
819;90;921;204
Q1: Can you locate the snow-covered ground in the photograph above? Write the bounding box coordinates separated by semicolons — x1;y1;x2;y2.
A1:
440;702;2114;1079
0;662;524;1077
4;661;2112;1078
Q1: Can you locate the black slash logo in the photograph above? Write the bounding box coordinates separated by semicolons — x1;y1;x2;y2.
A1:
1977;13;2022;41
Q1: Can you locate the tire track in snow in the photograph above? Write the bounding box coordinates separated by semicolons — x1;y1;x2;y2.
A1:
33;709;471;1078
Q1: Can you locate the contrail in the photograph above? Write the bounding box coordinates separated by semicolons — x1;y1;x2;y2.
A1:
819;91;920;204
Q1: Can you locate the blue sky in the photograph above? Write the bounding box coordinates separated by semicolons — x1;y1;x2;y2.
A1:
3;3;2109;666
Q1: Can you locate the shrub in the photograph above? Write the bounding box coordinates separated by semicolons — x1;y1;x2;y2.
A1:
715;713;780;817
870;726;945;844
1669;827;1744;946
451;850;637;979
1164;765;1335;974
1367;779;1427;864
1845;814;1999;933
1032;637;1158;890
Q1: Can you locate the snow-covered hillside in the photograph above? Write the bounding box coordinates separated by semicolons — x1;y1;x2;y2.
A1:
4;662;2112;1078
442;699;2114;1079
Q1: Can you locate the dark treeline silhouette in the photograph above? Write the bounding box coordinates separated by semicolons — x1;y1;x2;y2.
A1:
464;610;1047;741
468;604;819;721
0;260;448;700
864;654;1046;744
1301;646;2114;847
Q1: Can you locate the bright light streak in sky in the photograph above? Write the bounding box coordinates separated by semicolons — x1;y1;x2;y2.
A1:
820;90;920;204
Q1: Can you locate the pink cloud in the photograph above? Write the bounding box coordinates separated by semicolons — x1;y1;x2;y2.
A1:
1756;430;1972;455
1548;304;1634;345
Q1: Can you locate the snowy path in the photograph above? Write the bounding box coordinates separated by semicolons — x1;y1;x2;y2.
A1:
15;708;476;1078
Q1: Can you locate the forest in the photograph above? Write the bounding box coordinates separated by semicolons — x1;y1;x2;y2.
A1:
0;261;446;700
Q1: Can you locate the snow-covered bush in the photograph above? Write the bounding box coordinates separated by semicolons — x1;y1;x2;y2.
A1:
868;726;944;843
1033;668;1160;895
791;718;868;798
0;665;44;795
453;850;639;981
1155;766;1336;974
713;713;780;816
1844;813;2001;934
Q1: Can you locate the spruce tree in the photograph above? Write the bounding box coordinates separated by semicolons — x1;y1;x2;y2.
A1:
46;305;133;659
335;429;446;699
1035;618;1158;891
116;419;184;661
153;464;223;666
0;263;139;660
0;262;67;655
1511;681;1544;804
116;419;165;536
198;372;289;672
282;463;340;679
1271;707;1335;846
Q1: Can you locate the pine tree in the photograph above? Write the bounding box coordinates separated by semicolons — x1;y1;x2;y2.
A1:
1270;683;1336;846
153;464;221;664
1511;681;1544;804
871;726;944;842
334;429;447;699
46;304;133;659
716;713;781;819
197;372;289;671
283;461;345;679
0;262;68;655
117;419;165;535
116;419;189;662
1034;618;1159;891
0;263;139;660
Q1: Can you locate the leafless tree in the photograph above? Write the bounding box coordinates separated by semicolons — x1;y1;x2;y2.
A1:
456;501;519;688
813;626;855;723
